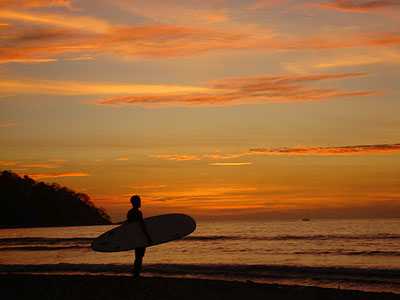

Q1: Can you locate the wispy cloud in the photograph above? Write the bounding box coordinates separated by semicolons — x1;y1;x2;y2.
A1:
1;159;66;171
0;160;18;167
0;121;16;128
247;0;287;10
152;143;400;162
128;184;168;191
0;79;213;96
28;172;89;179
317;0;400;13
282;48;400;72
250;143;400;155
98;72;374;107
209;162;252;166
150;154;202;161
115;157;129;161
1;7;400;65
21;163;61;169
316;49;400;68
0;0;72;9
114;0;231;25
0;10;110;33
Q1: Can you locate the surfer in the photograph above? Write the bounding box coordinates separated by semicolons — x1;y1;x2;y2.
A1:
127;195;152;277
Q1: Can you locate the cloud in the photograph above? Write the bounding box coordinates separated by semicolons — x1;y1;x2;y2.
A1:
127;184;168;191
1;8;400;64
115;157;129;161
0;58;58;64
249;143;400;155
0;122;16;128
0;160;18;166
48;159;67;163
150;154;202;161
0;79;213;96
0;10;111;33
0;159;66;170
27;172;89;179
209;162;252;166
204;153;249;160
0;13;252;63
21;163;61;169
316;55;397;68
152;143;400;163
0;26;98;64
150;153;250;162
247;0;287;10
0;0;72;9
98;72;375;107
282;48;400;72
113;0;231;25
64;56;95;61
276;32;400;50
317;0;400;13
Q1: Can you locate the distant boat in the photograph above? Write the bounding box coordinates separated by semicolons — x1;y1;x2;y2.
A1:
301;218;310;222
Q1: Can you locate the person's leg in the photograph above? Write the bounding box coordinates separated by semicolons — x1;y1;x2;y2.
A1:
133;247;146;277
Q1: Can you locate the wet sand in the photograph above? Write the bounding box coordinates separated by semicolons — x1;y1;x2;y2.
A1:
1;274;398;300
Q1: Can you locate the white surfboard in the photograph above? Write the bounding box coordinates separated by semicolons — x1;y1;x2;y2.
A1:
91;213;196;252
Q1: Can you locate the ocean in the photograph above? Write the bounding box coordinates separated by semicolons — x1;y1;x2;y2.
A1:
1;218;399;294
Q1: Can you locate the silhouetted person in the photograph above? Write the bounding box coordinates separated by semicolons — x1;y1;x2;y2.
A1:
127;195;152;277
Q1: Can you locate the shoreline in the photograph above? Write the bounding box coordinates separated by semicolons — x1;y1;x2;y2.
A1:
1;263;399;293
1;273;399;300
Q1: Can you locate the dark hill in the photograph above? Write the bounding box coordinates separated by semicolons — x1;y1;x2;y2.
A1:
0;170;111;228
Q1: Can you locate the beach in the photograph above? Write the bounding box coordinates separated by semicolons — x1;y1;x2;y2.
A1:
1;273;399;300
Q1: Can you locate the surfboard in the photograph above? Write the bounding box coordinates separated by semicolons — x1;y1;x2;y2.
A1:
91;213;196;252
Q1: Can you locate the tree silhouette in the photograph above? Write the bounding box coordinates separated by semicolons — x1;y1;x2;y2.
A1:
0;170;111;227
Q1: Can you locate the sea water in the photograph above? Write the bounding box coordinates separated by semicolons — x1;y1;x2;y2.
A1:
1;218;399;293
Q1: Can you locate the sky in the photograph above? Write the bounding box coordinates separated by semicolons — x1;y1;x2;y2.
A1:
1;0;400;221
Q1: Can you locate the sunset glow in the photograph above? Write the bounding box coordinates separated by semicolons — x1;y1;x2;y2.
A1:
1;0;399;221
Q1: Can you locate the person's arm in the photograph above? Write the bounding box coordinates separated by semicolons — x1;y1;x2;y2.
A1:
126;209;132;223
139;213;153;245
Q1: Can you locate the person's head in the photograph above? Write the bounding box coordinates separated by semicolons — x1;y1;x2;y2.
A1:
130;195;141;208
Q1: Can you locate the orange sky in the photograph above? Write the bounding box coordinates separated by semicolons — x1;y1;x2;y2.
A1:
1;0;399;221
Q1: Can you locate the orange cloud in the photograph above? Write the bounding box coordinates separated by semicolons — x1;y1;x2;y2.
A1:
113;0;230;25
0;26;98;64
318;0;400;13
152;143;400;163
28;172;89;179
0;121;16;127
98;72;374;107
21;163;61;169
0;78;212;95
247;0;287;10
0;10;110;33
249;143;400;156
128;184;168;191
151;154;202;161
1;8;400;64
150;152;252;166
316;49;400;68
204;153;249;160
0;160;18;166
115;157;129;161
0;0;72;9
209;162;252;166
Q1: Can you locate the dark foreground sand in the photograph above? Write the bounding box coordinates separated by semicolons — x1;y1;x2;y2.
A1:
1;274;398;300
